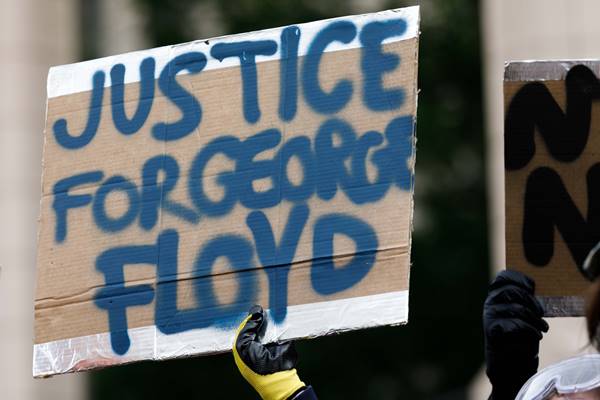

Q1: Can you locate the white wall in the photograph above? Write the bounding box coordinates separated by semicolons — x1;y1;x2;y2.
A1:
472;0;600;397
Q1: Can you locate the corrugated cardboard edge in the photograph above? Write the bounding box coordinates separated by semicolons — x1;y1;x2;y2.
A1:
33;290;408;377
504;59;600;82
33;88;52;358
404;11;420;324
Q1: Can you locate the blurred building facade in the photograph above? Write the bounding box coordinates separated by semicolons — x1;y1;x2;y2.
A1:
3;0;481;398
471;0;600;397
8;0;599;398
0;0;82;398
0;0;147;398
1;1;405;398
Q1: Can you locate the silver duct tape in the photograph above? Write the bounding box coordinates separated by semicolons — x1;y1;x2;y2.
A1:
33;326;158;377
33;290;409;377
539;296;585;317
505;60;600;82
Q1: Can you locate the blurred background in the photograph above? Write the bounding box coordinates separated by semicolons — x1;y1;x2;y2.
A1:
0;0;596;399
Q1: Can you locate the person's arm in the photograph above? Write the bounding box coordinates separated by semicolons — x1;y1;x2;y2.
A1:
287;386;317;400
483;270;549;400
233;305;317;400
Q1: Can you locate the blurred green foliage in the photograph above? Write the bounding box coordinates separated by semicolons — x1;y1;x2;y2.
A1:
90;0;488;398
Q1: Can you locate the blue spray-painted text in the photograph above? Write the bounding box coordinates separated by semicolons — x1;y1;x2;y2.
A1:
50;17;414;355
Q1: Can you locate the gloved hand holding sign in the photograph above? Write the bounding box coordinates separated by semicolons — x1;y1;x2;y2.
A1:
233;306;318;400
484;270;549;400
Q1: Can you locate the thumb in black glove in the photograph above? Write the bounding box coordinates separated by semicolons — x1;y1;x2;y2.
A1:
484;270;549;400
233;305;317;400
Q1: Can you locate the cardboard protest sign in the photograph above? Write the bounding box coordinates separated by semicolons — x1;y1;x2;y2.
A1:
34;7;419;376
504;60;600;316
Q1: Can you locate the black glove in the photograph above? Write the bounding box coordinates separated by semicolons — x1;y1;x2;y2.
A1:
484;270;549;400
233;305;317;400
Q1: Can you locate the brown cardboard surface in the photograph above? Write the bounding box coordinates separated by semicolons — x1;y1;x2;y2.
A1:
35;8;419;375
505;61;600;316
